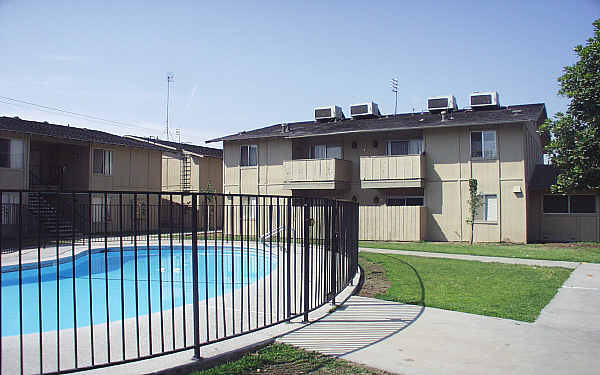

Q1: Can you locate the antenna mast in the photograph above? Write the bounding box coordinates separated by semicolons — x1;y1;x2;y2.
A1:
390;77;399;115
166;72;175;140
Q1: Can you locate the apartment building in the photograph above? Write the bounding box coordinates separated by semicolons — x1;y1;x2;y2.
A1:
126;136;223;195
127;136;224;230
0;116;164;240
208;94;554;243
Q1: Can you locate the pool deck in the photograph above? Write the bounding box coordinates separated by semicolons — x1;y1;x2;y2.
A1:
1;239;356;375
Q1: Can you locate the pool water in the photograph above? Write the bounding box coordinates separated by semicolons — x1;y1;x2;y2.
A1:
0;245;277;337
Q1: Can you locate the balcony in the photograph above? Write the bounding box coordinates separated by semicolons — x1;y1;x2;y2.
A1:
360;154;425;188
284;158;352;190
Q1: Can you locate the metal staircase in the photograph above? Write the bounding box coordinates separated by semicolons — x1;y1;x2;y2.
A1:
27;192;82;242
180;154;192;192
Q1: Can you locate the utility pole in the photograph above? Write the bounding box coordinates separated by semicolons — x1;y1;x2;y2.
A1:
390;77;399;115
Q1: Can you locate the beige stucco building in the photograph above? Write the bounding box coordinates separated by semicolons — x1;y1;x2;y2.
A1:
0;116;164;241
126;136;223;196
208;102;596;243
126;136;224;230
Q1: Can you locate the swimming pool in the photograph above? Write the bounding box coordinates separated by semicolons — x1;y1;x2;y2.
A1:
0;245;277;337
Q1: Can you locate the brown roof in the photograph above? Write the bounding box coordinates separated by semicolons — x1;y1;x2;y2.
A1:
207;103;547;143
135;137;223;158
0;116;163;151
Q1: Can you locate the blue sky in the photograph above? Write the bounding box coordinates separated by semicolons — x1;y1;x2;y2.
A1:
0;1;598;146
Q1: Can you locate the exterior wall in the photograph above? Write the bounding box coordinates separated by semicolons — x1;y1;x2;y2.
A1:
424;124;527;243
224;139;292;196
529;192;600;242
222;123;531;243
542;213;599;242
359;206;426;241
89;144;162;191
0;131;29;190
161;152;223;193
197;156;223;193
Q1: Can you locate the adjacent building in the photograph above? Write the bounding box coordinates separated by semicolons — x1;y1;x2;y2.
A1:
0;116;165;241
529;165;599;242
126;136;223;195
208;95;579;243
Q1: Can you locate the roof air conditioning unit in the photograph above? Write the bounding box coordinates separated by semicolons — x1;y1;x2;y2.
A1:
350;102;381;118
314;105;345;121
427;95;458;113
470;91;500;109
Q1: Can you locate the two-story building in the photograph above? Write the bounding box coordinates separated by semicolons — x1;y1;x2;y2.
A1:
125;136;223;195
0;116;164;242
208;99;553;243
126;136;224;230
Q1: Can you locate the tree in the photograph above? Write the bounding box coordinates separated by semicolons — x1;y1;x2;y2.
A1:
539;19;600;193
466;179;483;244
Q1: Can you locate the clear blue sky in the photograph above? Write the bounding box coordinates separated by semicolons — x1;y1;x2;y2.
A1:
0;0;598;147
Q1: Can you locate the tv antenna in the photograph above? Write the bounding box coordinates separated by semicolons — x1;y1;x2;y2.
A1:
390;77;399;115
165;72;175;140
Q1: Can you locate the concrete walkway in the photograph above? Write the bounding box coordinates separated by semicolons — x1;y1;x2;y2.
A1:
279;251;600;375
359;247;581;268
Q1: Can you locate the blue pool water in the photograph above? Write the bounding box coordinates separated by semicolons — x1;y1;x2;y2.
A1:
0;245;277;337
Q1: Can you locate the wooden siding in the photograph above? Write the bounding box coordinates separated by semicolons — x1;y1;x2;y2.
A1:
284;158;352;189
359;205;427;241
360;154;425;181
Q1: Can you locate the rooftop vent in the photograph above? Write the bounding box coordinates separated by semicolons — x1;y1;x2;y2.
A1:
314;105;345;121
350;102;380;118
427;95;457;113
470;91;500;109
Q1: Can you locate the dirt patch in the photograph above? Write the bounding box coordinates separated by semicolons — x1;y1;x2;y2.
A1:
358;258;391;298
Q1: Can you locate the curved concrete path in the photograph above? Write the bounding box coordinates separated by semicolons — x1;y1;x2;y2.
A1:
279;249;600;375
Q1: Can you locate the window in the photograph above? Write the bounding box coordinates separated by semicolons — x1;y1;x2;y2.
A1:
475;194;497;221
0;138;24;169
387;196;424;206
471;130;496;159
92;196;112;223
570;195;596;213
543;195;568;213
387;139;423;156
240;145;258;166
243;196;257;219
544;195;596;214
310;145;343;159
1;192;19;224
93;149;113;175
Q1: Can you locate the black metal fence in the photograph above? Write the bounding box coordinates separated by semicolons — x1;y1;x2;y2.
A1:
0;190;359;375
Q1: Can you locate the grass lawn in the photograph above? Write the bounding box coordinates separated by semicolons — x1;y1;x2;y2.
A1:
190;343;389;375
359;252;572;322
359;241;600;263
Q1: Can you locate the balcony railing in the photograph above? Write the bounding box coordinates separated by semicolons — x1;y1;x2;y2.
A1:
360;154;425;188
284;158;352;190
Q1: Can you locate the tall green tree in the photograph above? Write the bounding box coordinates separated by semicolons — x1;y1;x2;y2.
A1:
539;19;600;193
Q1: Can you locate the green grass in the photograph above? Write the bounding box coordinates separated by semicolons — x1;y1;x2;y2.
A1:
360;241;600;263
190;343;387;375
359;252;572;322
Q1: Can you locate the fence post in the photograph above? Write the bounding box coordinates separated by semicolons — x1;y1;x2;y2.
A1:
303;199;310;322
331;200;337;305
191;194;201;360
286;198;292;318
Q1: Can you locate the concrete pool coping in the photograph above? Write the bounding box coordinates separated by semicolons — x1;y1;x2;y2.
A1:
0;236;282;272
1;239;358;374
